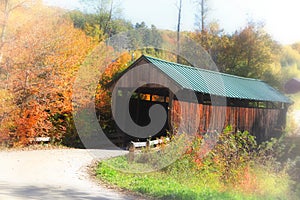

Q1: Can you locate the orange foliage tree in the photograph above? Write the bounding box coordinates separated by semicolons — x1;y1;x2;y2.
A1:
94;52;132;134
0;2;95;146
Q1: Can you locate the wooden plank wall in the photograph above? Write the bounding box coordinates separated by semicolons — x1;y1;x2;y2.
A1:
171;100;287;142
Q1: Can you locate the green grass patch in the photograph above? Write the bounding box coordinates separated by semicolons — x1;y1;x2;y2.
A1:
96;155;295;200
98;158;249;200
96;129;297;199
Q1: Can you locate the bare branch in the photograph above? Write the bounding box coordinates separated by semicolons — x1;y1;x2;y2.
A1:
9;0;27;12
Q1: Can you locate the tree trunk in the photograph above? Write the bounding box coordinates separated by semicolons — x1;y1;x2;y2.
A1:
103;0;113;37
201;0;205;33
177;0;182;63
0;0;10;64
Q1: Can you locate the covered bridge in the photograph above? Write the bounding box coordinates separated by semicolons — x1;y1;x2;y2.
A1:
110;55;292;144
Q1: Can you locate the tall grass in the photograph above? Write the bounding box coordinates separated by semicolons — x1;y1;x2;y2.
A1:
96;128;297;199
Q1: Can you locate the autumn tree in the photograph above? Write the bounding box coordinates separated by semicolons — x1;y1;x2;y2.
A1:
0;2;95;146
224;24;280;79
0;0;29;63
189;21;282;87
192;0;229;69
94;52;132;134
0;0;37;145
0;0;39;89
187;22;228;71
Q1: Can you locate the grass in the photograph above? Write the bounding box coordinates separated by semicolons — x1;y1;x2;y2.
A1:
98;159;248;200
96;155;296;200
95;130;298;199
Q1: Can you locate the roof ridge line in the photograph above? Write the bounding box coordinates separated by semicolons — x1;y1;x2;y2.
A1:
143;54;261;82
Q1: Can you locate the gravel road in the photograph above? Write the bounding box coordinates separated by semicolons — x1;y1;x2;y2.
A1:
0;149;144;200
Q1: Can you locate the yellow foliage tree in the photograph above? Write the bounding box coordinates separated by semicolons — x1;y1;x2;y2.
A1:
0;2;96;146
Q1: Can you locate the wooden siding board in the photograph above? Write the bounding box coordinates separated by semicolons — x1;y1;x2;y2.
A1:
170;100;286;142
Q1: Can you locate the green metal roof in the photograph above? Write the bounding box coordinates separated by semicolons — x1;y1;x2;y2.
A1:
143;55;292;104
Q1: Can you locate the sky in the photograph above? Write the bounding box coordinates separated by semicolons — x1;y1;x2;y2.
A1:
43;0;300;45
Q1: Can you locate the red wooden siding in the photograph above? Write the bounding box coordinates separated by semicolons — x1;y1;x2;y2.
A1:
171;100;286;141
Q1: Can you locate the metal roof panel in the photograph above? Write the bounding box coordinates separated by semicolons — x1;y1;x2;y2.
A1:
144;55;292;104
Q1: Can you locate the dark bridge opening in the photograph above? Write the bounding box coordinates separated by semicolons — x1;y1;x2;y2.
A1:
115;86;171;143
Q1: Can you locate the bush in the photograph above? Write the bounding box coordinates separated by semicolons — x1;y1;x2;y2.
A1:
97;127;297;199
184;126;257;185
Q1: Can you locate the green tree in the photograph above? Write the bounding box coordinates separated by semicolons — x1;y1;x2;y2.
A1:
76;0;133;41
280;45;300;81
69;6;132;41
291;42;300;54
68;10;86;30
127;22;163;55
280;45;300;68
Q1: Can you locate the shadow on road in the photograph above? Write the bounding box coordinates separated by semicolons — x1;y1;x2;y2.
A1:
0;182;125;200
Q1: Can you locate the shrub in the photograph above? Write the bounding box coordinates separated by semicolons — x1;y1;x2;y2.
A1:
184;126;257;185
97;127;297;199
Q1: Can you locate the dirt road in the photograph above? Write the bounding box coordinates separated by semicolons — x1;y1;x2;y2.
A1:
0;149;142;200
